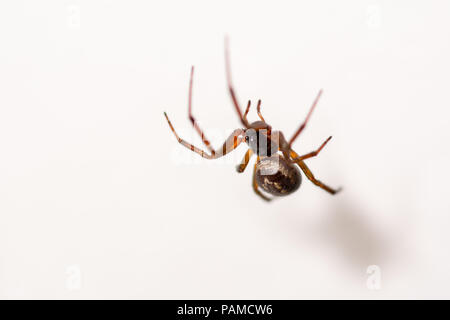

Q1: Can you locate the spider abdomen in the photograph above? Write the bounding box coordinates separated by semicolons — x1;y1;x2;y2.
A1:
255;155;301;196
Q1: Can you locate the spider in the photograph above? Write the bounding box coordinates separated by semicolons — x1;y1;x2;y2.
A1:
163;40;341;201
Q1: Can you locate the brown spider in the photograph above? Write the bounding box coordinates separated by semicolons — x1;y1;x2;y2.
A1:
163;40;341;201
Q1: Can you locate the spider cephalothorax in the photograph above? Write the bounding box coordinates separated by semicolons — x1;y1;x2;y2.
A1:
163;39;341;201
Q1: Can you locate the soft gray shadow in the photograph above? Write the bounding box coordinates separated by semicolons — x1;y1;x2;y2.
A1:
317;201;391;270
287;200;393;271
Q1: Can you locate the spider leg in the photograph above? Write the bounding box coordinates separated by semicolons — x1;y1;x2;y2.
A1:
236;148;253;173
252;159;272;201
291;136;332;162
187;66;215;154
164;112;244;159
256;99;266;122
276;131;340;194
225;37;250;128
290;149;341;195
288;89;323;147
243;100;251;123
274;131;292;163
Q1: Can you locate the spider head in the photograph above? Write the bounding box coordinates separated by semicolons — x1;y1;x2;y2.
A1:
244;124;277;157
244;129;257;145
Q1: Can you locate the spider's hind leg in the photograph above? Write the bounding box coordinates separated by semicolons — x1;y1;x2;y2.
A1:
291;136;333;162
288;89;323;147
276;131;340;195
290;150;341;195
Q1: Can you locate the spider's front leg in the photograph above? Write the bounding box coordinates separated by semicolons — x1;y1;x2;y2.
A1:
187;66;217;154
225;38;250;128
236;149;253;173
164;112;244;159
255;100;266;122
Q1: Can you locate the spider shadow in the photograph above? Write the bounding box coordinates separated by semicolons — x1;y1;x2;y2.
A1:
289;199;392;272
322;203;390;270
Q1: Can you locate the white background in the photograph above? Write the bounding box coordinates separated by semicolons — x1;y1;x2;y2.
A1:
1;0;449;299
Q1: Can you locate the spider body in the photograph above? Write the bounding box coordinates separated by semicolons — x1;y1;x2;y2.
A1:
255;154;302;196
243;126;299;195
163;39;341;201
